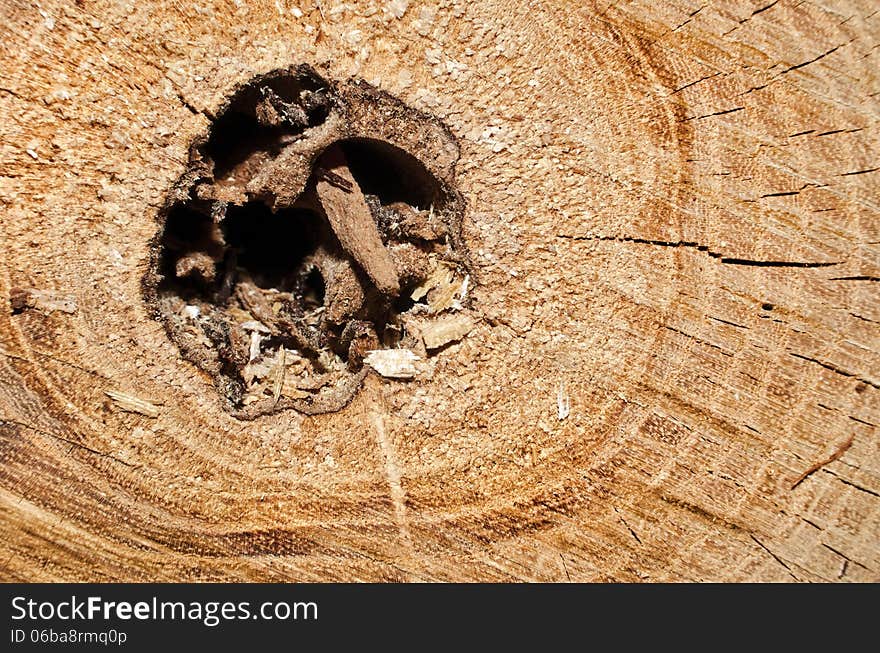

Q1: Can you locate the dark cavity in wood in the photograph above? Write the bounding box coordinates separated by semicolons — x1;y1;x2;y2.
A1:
143;65;469;418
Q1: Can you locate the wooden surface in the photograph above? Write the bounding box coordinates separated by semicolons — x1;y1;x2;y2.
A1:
1;0;878;582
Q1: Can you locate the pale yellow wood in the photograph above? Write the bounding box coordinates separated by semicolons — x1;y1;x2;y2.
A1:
0;0;877;582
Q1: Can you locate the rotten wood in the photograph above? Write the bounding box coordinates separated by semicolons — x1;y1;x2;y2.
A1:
314;144;401;297
233;278;318;354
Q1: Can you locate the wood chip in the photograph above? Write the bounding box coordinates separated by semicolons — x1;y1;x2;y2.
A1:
248;330;262;362
410;263;452;301
272;346;287;404
364;349;421;378
409;261;467;313
557;382;571;421
240;320;271;333
10;287;77;314
105;390;162;418
428;273;463;313
421;314;475;350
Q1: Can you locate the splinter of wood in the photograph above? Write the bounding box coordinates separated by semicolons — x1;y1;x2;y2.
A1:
791;434;855;490
314;144;400;297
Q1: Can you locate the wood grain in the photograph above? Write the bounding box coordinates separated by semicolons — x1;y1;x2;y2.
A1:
0;0;877;582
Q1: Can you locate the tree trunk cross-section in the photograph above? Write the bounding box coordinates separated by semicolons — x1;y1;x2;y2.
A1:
0;0;878;582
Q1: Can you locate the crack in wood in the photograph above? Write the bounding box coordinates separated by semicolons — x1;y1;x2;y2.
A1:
613;507;643;545
821;469;880;498
556;234;843;268
682;106;744;121
664;325;734;356
821;543;873;574
789;352;879;389
828;276;879;281
1;419;135;468
780;44;844;74
841;167;879;176
749;534;800;581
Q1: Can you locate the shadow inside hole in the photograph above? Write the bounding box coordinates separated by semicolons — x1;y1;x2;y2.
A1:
204;113;289;180
337;138;442;209
300;266;325;309
222;203;322;291
391;292;419;317
158;202;224;297
157;199;325;304
204;73;332;179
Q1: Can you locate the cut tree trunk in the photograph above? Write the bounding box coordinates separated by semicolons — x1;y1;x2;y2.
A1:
1;0;877;582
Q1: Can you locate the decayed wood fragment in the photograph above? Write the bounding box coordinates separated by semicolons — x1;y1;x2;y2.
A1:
234;279;316;353
319;254;370;325
314;145;400;297
175;252;217;282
